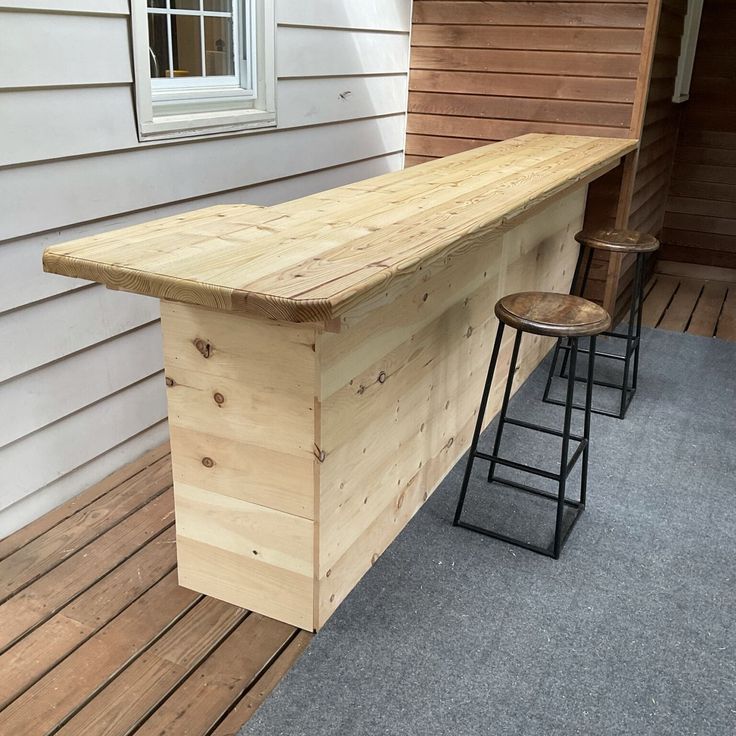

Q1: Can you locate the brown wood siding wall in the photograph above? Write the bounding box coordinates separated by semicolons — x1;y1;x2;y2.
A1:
601;0;687;315
662;0;736;269
406;1;648;166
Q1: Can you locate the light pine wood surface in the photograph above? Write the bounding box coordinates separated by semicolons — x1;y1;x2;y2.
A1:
44;134;636;324
42;134;634;630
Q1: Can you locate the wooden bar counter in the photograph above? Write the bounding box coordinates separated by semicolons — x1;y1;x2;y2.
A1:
43;134;636;630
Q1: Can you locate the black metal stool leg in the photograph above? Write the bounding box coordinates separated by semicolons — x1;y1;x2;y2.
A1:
631;252;645;392
580;335;596;507
553;338;578;558
487;330;522;482
454;322;505;526
619;251;644;418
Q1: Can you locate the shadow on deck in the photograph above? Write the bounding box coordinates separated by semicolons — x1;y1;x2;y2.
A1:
0;445;311;736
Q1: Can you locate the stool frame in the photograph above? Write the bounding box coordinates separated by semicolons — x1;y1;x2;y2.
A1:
454;322;597;559
542;245;645;420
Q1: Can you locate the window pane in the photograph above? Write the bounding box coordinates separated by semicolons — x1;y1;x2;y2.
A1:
171;14;202;77
171;0;200;9
147;0;166;7
204;16;234;76
147;13;169;78
204;1;232;10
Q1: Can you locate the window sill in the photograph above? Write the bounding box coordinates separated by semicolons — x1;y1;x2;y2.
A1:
138;108;277;142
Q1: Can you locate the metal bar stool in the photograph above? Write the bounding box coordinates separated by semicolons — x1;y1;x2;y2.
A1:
543;229;660;419
454;292;611;559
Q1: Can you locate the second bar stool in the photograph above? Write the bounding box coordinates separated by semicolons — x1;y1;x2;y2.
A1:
454;292;611;559
543;228;660;419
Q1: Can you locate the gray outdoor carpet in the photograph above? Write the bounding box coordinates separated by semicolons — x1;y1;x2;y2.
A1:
240;328;735;736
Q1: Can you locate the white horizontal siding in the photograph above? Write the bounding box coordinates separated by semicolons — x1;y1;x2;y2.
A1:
0;422;170;539
0;286;160;382
278;27;410;77
0;115;406;241
0;86;139;166
0;374;167;512
0;0;412;537
0;1;128;14
277;0;412;32
1;76;407;167
0;322;163;447
0;13;131;88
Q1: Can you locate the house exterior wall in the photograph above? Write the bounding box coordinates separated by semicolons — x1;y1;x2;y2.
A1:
0;0;414;537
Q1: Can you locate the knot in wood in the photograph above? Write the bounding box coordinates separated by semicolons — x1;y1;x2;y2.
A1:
213;392;225;405
377;370;387;384
165;376;175;387
201;456;215;468
193;338;212;358
371;553;379;566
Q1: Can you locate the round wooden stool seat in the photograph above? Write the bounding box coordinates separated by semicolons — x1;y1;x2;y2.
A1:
574;228;660;253
495;292;611;338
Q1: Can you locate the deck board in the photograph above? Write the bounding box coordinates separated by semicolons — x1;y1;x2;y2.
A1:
687;282;728;336
0;448;309;736
643;262;736;342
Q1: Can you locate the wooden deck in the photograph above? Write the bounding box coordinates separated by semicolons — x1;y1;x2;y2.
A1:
0;445;311;736
642;261;736;340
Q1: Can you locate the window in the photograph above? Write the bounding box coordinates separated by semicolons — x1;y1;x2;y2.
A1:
131;0;275;140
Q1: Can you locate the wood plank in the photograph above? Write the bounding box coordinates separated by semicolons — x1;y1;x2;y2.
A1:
0;572;199;736
655;260;736;283
715;287;736;340
412;1;648;28
133;614;296;736
0;487;174;652
687;282;728;337
54;597;246;736
210;631;311;736
642;275;679;326
0;444;169;562
408;91;631;128
410;47;639;78
407;113;627;142
658;279;705;332
409;69;637;103
0;524;176;709
411;24;644;53
0;455;172;604
43;135;636;323
316;189;584;625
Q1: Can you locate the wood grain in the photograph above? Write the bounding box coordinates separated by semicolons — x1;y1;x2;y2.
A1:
43;135;636;324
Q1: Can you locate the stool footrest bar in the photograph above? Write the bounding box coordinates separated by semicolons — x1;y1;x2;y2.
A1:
474;452;560;481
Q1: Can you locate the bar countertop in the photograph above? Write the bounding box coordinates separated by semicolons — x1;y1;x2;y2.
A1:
43;134;637;324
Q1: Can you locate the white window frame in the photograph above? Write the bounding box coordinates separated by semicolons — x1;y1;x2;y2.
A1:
131;0;276;141
673;0;704;103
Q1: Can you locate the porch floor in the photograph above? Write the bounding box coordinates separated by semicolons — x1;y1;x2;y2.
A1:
0;446;311;736
642;261;736;339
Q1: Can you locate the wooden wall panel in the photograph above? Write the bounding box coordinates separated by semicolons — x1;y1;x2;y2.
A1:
661;0;736;268
407;1;647;165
